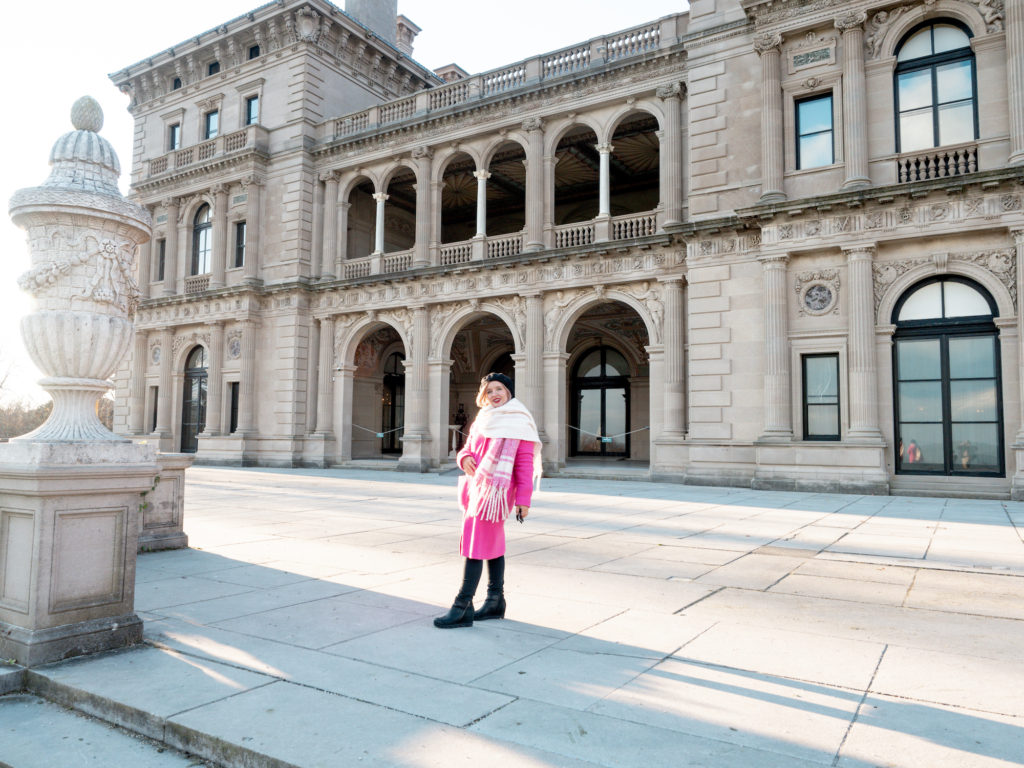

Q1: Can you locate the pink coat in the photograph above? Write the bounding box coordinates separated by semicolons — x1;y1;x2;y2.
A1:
456;429;535;560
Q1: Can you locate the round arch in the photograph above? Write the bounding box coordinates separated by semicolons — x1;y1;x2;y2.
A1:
380;160;420;190
544;115;604;156
566;335;643;379
604;101;665;137
336;316;411;368
551;289;656;355
433;146;484;184
480;133;529;169
875;1;991;59
434;303;523;360
875;260;1014;326
338;170;380;201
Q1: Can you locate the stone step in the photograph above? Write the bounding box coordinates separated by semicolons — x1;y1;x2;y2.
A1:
889;475;1010;500
0;693;214;767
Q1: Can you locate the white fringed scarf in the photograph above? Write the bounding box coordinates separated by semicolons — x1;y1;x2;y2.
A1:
465;398;542;522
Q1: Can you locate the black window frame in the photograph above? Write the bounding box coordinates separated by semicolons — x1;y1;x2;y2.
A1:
168;123;181;151
191;204;212;275
229;381;240;434
570;345;632;458
234;221;247;269
172;77;182;91
802;352;841;441
156;238;166;282
248;45;261;60
795;92;835;170
891;276;1004;478
208;61;220;76
894;20;978;153
150;385;159;433
245;95;259;126
204;110;219;140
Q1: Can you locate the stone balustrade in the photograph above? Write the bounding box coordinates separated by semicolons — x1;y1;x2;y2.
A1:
147;124;269;178
184;274;211;294
440;241;474;265
554;221;595;248
896;143;979;183
485;232;525;259
382;249;414;273
611;212;658;240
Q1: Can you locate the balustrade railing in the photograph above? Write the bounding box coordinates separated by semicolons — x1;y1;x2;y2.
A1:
380;97;416;125
554;222;595;249
184;274;210;294
605;23;661;60
483;64;527;96
148;126;263;177
429;81;469;110
335;111;370;137
343;257;372;279
440;240;474;265
486;232;524;259
611;211;658;240
543;46;590;78
896;144;978;183
383;249;413;273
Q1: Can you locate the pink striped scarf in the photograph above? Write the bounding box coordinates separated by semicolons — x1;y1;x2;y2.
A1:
466;437;520;522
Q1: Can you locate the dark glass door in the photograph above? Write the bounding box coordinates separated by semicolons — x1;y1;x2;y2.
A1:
382;352;405;454
572;347;630;457
181;347;208;453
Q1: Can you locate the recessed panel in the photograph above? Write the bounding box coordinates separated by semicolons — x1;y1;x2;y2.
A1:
1;510;34;613
50;507;126;613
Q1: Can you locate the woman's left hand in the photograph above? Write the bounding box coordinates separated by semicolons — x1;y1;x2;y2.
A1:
515;506;529;520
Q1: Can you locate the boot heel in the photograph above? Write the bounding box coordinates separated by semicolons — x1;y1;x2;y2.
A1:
473;596;506;621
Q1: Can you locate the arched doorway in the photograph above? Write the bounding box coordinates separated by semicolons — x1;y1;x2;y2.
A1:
180;345;208;453
892;276;1003;476
381;350;405;454
572;345;631;456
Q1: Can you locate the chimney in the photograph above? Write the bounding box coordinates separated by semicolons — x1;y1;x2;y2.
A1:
346;0;398;46
395;15;421;56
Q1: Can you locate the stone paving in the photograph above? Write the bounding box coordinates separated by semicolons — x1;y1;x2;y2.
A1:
3;466;1024;767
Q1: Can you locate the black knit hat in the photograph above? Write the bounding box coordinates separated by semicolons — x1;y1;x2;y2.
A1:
482;372;515;397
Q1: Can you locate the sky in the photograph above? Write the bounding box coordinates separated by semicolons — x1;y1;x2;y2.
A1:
0;0;688;403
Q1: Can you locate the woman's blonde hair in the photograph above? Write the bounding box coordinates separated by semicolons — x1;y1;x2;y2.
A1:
475;373;513;408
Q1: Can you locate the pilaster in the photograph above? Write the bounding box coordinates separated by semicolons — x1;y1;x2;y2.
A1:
844;244;883;441
755;34;786;203
836;12;870;189
758;253;792;440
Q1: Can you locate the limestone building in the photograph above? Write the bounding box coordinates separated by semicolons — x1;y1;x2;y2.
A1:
109;0;1024;498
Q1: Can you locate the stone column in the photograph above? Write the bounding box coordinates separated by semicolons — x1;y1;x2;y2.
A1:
137;237;151;300
597;143;613;217
1014;230;1024;442
543;153;558;248
523;118;545;250
413;147;433;267
242;176;262;283
210;183;229;288
315;316;334;435
845;245;882;440
372;192;388;254
320;171;339;280
660;277;686;436
202;321;224;436
336;202;351;276
1008;0;1024;165
163;197;180;296
836;12;870;189
237;319;258;435
759;253;792;440
399;305;430;471
128;331;148;435
155;327;173;438
754;34;786;203
474;169;490;236
523;293;547;441
429;179;443;265
656;83;684;228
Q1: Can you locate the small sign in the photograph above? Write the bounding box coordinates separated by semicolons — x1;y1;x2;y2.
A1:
376;432;385;438
600;437;613;444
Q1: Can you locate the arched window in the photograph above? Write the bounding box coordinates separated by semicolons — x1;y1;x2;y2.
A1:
895;21;977;153
192;204;212;275
892;277;1002;476
571;345;630;457
181;346;208;453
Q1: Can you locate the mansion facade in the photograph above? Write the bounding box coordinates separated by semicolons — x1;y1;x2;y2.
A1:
110;0;1024;498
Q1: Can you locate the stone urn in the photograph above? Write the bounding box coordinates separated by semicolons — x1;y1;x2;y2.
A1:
8;96;151;441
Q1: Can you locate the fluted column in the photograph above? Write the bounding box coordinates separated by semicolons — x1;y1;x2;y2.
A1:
372;192;388;254
407;306;429;436
543;153;558;248
1014;230;1024;441
754;34;786;203
523;119;545;250
474;169;490;237
660;277;686;436
237;319;258;435
242;176;262;283
836;12;870;189
845;245;882;440
210;183;229;288
163;197;180;296
597;143;613;216
413;147;433;267
523;293;547;440
198;322;223;436
128;331;148;434
137;237;151;300
320;171;339;280
1008;0;1024;165
656;84;684;227
759;253;792;439
429;179;443;264
336;202;351;275
315;316;334;435
154;327;173;436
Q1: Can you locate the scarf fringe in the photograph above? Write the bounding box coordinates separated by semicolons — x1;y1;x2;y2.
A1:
471;482;512;523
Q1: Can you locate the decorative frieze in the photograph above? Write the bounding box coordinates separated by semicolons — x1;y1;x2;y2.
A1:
795;269;840;316
872;249;1017;312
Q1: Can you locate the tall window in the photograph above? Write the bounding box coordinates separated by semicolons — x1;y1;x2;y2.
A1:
571;346;630;457
895;21;977;152
156;238;166;282
192;204;212;275
796;94;834;169
208;61;220;76
245;95;259;126
248;45;261;60
802;354;840;440
172;77;182;90
229;382;240;434
168;123;181;151
181;346;208;453
204;110;219;140
150;386;159;433
893;277;1002;476
234;221;247;268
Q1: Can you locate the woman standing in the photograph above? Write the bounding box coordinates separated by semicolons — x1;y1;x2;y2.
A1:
434;372;542;629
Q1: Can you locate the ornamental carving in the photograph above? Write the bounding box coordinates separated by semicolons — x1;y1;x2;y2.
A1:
753;33;783;55
227;331;242;359
622;281;664;343
865;6;911;58
872;249;1017;312
491;294;527;346
795;269;840;316
172;331;211;357
834;11;867;31
429;302;460;357
544;289;576;351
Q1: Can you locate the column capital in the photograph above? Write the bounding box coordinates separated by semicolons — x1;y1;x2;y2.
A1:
757;252;790;267
753;32;783;56
164;196;181;209
657;275;685;285
835;10;867;32
241;175;264;189
319;169;340;184
372;192;390;202
1010;228;1024;245
656;82;685;101
473;169;491;181
520;290;544;299
522;117;544;132
842;242;878;259
211;183;229;196
595;142;614;154
204;319;226;330
411;145;433;159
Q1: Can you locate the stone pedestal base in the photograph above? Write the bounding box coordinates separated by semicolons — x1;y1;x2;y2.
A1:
300;432;336;468
1010;443;1024;500
139;452;193;552
397;433;431;472
0;441;157;667
650;435;688;483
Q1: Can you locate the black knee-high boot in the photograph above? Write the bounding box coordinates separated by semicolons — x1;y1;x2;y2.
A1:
434;558;482;628
474;556;506;620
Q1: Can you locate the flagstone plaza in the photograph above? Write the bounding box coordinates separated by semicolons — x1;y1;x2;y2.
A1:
2;467;1023;766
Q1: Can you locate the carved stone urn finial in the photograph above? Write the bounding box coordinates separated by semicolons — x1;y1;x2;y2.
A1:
8;97;152;441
